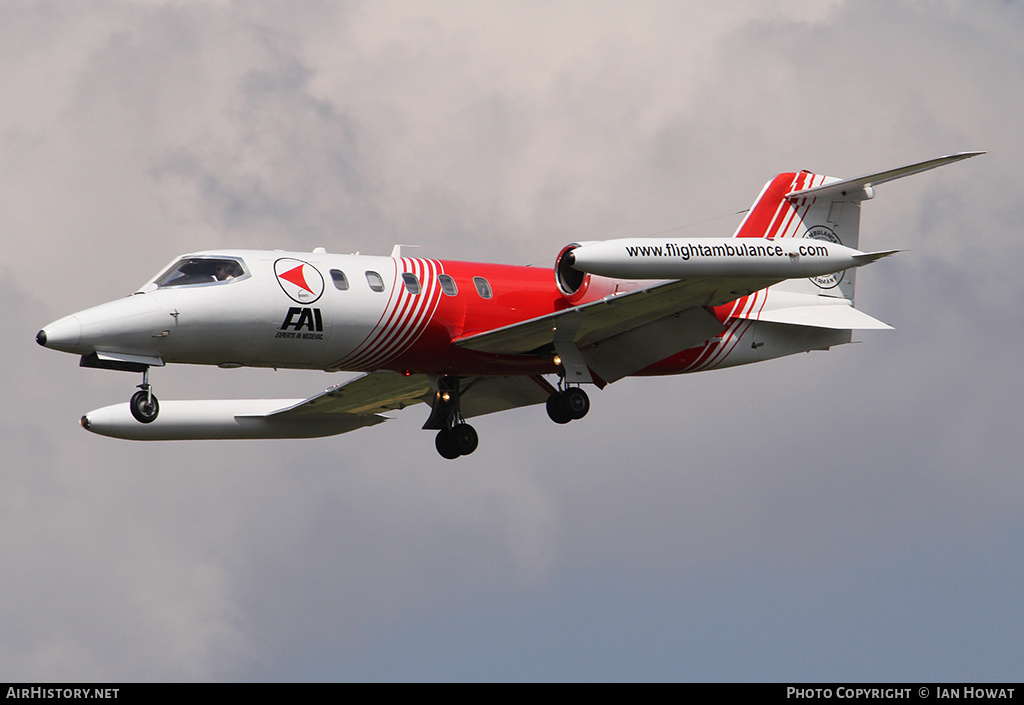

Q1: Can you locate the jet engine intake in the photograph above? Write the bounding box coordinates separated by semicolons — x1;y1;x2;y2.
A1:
555;243;590;302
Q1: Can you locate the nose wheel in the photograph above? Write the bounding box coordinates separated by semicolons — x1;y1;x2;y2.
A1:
129;369;159;424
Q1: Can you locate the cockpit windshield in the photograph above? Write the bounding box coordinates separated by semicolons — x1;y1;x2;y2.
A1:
153;257;248;288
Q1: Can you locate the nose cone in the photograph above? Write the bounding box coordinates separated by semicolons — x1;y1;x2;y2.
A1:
37;315;82;352
38;293;163;358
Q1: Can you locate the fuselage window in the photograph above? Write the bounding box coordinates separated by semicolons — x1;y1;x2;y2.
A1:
438;274;457;296
473;276;493;299
154;257;246;288
402;272;421;295
365;271;385;292
330;269;349;290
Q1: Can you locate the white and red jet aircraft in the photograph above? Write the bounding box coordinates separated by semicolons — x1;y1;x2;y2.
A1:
38;153;980;458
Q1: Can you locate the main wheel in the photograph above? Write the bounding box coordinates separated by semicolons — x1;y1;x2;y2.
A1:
546;392;572;424
435;429;461;460
130;390;159;424
450;423;479;456
562;387;590;420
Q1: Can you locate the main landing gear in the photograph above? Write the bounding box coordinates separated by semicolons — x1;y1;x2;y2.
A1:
129;367;159;424
424;376;479;460
423;377;590;459
546;385;590;424
435;422;479;460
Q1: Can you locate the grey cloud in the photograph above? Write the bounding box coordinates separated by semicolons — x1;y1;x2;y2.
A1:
4;0;1022;681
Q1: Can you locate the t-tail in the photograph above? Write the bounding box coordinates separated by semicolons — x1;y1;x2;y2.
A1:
728;152;983;327
691;152;984;372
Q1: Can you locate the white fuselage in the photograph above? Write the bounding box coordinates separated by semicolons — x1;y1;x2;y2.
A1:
42;251;420;371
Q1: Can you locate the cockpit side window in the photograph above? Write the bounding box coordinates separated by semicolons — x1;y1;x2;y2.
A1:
154;257;247;288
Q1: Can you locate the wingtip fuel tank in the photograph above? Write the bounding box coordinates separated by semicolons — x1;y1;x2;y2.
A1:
80;399;386;440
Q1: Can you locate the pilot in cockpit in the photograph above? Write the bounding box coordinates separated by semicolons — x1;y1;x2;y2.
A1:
214;261;243;281
154;257;245;288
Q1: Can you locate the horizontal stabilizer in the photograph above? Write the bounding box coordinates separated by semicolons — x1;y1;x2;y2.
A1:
787;152;983;203
852;249;901;264
751;304;891;330
732;291;892;330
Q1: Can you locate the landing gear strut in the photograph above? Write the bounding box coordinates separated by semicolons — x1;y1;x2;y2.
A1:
546;384;590;424
129;368;159;424
424;376;478;460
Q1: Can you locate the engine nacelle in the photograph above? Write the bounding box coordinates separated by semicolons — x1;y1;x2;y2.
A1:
555;242;629;304
554;243;589;303
566;237;895;281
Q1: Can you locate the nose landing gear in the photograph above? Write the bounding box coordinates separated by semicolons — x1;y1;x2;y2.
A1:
129;368;159;424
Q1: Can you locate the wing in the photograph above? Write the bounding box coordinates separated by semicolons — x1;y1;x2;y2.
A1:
83;371;554;441
454;276;775;383
267;371;434;417
459;374;556;418
269;370;556;422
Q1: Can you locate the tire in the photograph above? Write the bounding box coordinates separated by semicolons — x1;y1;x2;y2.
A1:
563;387;590;420
435;429;461;459
546;392;572;424
450;423;479;456
130;390;159;424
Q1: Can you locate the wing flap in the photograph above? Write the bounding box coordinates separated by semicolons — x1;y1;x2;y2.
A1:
460;375;556;418
267;372;433;418
581;306;724;382
265;370;558;424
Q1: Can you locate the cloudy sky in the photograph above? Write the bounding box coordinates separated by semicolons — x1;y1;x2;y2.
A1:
3;0;1022;681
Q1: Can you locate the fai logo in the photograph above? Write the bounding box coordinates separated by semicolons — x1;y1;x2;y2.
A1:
276;307;325;340
803;226;845;290
274;258;325;304
280;307;323;332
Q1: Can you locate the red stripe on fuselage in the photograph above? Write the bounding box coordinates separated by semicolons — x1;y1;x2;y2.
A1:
342;258;443;370
337;260;571;376
330;263;403;369
355;259;424;367
369;258;443;367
